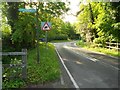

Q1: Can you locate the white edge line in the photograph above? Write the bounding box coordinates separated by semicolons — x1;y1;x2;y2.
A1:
55;48;79;88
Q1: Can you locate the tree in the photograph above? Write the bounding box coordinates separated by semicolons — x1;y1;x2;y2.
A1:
75;2;119;44
3;2;69;50
1;2;13;51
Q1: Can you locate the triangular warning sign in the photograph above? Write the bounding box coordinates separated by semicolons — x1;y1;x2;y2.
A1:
42;22;50;31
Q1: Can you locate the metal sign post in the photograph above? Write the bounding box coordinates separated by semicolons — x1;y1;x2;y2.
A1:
45;31;48;47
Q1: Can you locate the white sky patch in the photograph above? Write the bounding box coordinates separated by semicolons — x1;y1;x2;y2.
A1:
62;0;80;23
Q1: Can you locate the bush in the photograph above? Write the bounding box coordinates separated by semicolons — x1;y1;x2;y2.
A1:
2;79;25;89
54;34;68;40
2;43;60;89
48;34;68;41
94;37;107;44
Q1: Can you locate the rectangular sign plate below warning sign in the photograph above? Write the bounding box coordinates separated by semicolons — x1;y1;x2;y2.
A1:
41;22;51;31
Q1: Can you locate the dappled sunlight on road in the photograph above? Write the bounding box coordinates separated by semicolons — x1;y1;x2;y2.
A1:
63;58;69;61
63;57;83;65
74;61;83;65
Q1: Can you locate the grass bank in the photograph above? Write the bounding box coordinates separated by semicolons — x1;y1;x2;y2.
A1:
2;42;60;89
77;40;120;57
27;42;60;85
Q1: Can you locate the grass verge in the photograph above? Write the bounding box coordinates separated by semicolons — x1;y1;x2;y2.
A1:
2;42;60;89
27;42;60;85
77;40;120;57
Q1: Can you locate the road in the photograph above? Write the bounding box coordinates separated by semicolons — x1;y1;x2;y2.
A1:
54;41;119;88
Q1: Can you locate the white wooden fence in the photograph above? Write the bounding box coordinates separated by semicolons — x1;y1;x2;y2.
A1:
105;42;120;50
93;42;120;51
1;49;27;79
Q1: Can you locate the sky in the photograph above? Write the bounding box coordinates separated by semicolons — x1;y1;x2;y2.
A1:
62;0;80;23
24;0;81;23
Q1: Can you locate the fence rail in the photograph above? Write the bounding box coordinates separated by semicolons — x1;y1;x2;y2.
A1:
105;42;120;50
1;49;27;79
94;42;120;50
0;52;26;56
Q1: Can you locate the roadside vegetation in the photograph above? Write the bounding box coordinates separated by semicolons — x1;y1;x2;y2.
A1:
27;43;60;85
77;40;120;57
75;2;120;57
75;2;120;52
1;1;120;89
1;2;77;89
2;43;60;88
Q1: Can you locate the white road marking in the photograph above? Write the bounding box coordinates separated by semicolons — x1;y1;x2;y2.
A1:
55;48;79;88
86;57;98;62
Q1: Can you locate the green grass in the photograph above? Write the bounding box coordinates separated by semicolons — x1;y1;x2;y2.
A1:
27;42;60;85
77;40;120;57
2;42;60;89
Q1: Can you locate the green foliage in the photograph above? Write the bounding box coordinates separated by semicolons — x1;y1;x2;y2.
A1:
2;43;60;88
2;57;25;89
46;18;76;41
76;40;86;47
1;19;11;39
53;34;68;40
75;2;119;44
2;2;70;50
11;13;36;49
76;3;93;42
3;78;25;89
1;3;11;38
93;37;105;44
112;22;120;41
1;3;14;52
77;40;120;57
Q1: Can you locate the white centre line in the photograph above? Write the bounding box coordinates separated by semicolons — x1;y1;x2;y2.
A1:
55;48;79;89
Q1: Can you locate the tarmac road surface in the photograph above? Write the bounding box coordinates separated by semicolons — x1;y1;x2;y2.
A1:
54;41;119;88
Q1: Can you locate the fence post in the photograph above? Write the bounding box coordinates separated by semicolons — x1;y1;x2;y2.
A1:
22;49;27;79
109;42;110;49
117;43;118;50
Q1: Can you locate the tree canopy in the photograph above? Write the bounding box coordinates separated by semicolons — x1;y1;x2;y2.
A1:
1;2;77;51
75;2;120;44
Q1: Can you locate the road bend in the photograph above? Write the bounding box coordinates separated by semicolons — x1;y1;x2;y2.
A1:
54;41;118;88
